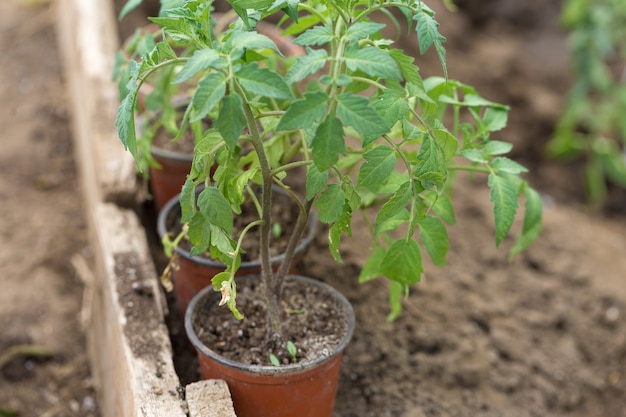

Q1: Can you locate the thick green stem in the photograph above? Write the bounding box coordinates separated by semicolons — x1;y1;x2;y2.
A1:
234;82;282;341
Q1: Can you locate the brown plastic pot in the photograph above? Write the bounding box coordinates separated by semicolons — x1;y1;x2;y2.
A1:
185;275;355;417
157;189;319;314
149;146;193;212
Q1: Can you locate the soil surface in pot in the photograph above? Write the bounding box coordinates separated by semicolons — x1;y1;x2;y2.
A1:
192;277;350;365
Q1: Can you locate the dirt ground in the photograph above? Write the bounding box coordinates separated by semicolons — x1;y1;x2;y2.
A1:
1;0;626;417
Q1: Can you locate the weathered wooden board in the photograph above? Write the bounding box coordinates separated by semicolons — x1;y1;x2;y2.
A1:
55;0;236;415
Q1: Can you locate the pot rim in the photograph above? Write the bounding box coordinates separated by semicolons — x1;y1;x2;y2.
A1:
156;186;320;269
184;274;355;375
149;144;194;162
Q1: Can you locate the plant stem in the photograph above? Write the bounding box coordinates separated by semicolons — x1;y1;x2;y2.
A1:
233;82;282;341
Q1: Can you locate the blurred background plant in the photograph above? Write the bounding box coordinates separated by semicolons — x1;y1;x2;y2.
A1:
548;0;626;206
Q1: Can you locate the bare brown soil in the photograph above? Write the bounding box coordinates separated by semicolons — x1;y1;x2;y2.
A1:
1;1;626;417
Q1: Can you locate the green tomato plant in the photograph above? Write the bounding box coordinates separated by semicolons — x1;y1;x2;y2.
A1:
549;0;626;205
116;0;542;343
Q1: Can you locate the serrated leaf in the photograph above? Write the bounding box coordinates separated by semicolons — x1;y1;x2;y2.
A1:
174;49;222;84
314;184;345;224
328;203;352;263
236;63;294;99
311;115;346;171
358;146;396;189
509;185;542;258
418;216;448;266
306;164;328;201
376;181;412;226
277;91;328;131
293;26;334;46
191;72;226;122
216;94;246;151
343;46;402;80
359;246;386;283
415;134;447;190
380;239;423;285
336;93;389;144
389;49;423;84
488;173;520;246
371;88;410;130
285;48;328;83
344;22;386;41
491;157;528;174
197;186;233;234
414;9;447;77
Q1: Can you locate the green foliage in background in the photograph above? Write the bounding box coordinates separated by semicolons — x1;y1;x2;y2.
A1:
549;0;626;205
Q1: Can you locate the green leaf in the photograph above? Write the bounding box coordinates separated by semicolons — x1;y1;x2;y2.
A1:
119;0;142;20
276;91;328;131
415;134;447;190
336;93;389;144
285;48;328;83
216;94;246;151
509;185;543;259
343;46;402;80
418;216;448;266
116;92;138;165
227;30;281;57
389;49;423;84
376;181;412;226
380;239;423;285
328;203;352;263
460;149;488;164
423;192;456;225
314;184;345;224
358;146;396;189
197;186;234;234
311;115;346;171
187;211;211;255
236;63;294;99
432;129;458;161
387;281;406;322
293;26;334;46
179;180;197;223
371;88;410;130
488;173;520;247
483;107;509;132
344;22;386;41
484;140;513;156
174;49;222;85
306;163;328;201
191;72;227;122
229;0;274;9
414;9;447;77
491;157;528;174
359;246;386;283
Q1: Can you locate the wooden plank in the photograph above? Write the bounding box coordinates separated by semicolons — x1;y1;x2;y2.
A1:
187;380;238;417
85;203;186;417
55;0;238;415
56;0;137;205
